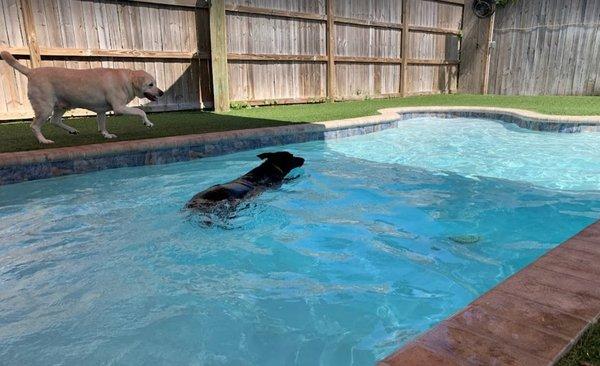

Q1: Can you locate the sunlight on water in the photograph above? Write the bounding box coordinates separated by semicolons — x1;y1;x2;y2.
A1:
331;117;600;191
0;118;599;365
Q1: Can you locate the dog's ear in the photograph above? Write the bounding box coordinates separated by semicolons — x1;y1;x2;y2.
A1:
257;153;274;160
130;70;146;94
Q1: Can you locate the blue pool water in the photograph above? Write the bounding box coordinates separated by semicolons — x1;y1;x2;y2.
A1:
0;117;599;365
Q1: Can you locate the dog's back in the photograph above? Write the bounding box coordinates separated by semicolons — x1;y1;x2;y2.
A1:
26;68;131;108
186;180;257;209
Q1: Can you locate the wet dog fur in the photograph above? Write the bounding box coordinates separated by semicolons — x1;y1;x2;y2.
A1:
186;151;305;210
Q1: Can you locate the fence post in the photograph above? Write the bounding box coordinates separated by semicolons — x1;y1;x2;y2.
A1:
326;0;335;100
400;0;410;97
209;0;230;112
18;0;41;68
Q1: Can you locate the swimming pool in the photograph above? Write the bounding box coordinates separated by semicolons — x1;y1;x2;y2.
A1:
0;117;599;365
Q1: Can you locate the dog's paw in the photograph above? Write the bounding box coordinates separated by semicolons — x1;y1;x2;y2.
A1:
102;132;117;139
144;121;154;128
39;138;55;144
69;129;79;135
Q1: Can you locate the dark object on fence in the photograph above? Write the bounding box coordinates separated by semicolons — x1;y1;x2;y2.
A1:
473;0;497;18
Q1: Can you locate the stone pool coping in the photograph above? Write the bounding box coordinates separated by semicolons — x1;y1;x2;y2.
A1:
380;220;600;366
0;106;599;185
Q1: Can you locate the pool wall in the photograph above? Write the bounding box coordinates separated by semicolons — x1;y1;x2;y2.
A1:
0;106;599;185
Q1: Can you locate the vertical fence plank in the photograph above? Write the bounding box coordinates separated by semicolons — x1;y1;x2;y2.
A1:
400;0;410;96
209;0;229;112
17;0;41;67
458;0;492;94
481;12;494;94
196;7;206;109
326;0;335;100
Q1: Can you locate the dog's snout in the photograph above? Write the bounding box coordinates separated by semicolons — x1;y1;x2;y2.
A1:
158;89;164;97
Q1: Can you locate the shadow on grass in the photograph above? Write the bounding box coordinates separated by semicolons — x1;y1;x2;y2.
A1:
0;111;305;154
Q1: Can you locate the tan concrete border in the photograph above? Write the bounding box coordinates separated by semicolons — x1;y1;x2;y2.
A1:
379;106;600;124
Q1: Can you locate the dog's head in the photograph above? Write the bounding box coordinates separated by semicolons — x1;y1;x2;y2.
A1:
131;70;164;102
257;151;305;175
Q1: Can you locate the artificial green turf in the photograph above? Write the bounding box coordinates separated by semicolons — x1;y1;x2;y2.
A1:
0;94;598;153
0;111;296;153
557;321;600;366
227;94;600;122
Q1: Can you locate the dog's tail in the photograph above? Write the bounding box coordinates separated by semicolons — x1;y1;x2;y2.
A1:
0;51;31;76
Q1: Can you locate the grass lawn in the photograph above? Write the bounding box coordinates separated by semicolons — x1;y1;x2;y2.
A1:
558;321;600;366
0;94;598;153
227;94;600;122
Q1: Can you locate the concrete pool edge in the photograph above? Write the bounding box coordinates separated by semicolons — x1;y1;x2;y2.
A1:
380;220;600;366
0;106;599;185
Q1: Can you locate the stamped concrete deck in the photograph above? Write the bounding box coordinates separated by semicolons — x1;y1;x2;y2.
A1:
380;220;600;366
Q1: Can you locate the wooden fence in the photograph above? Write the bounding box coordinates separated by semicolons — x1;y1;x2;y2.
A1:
224;0;463;106
0;0;464;120
488;0;600;96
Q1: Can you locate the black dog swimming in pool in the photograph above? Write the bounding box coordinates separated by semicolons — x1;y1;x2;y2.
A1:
186;151;305;210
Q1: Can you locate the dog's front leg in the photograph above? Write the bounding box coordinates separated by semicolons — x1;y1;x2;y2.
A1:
96;113;117;139
113;106;154;127
51;108;79;135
